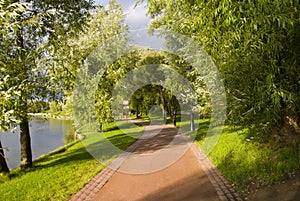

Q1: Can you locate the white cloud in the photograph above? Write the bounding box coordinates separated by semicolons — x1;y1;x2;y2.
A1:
119;1;164;50
96;0;150;29
95;0;164;49
124;2;150;29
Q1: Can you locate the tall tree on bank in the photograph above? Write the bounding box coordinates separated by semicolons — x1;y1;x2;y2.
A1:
0;0;29;173
0;0;94;170
146;0;300;138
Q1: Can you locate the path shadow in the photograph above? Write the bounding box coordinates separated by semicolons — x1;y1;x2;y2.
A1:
194;120;211;141
133;126;181;154
34;143;94;167
136;172;220;201
132;120;150;127
105;131;141;151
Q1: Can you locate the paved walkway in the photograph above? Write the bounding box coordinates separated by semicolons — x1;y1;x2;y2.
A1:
70;123;242;201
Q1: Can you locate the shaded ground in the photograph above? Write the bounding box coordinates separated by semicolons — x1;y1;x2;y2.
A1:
91;124;220;201
246;173;300;201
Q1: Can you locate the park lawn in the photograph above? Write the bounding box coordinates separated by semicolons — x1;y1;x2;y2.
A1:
0;121;143;201
194;119;300;195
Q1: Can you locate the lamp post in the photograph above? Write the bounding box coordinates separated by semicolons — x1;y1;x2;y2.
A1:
122;100;129;121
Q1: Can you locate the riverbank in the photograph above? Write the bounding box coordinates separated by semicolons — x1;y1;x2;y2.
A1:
0;118;74;169
28;112;72;120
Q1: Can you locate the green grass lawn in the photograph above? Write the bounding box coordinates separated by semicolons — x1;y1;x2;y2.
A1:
1;117;298;200
0;121;144;201
194;119;300;195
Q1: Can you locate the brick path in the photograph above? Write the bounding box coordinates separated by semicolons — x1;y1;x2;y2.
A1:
70;124;243;201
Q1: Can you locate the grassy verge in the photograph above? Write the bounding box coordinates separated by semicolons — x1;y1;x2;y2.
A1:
44;110;68;117
0;121;143;201
194;119;300;196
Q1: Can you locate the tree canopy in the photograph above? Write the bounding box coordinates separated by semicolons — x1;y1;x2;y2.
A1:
146;0;300;138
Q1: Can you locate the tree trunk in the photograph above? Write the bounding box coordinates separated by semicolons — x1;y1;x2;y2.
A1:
163;108;166;123
170;95;177;126
17;20;33;171
172;113;176;126
159;87;166;123
0;140;9;173
20;116;32;170
136;104;139;119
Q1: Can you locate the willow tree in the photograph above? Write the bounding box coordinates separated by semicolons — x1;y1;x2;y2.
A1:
51;1;130;131
146;0;300;138
0;0;94;170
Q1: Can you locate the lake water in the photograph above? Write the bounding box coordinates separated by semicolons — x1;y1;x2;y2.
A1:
0;119;74;169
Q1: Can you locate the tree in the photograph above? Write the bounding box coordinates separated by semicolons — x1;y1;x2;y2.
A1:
0;0;30;173
89;42;206;131
63;1;130;131
146;0;300;138
135;50;203;127
0;0;94;170
95;49;143;128
130;89;143;118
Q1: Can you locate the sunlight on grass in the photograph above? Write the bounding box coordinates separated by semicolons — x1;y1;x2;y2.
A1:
0;121;144;201
194;119;300;193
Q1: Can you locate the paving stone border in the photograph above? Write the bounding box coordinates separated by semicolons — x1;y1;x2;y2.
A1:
191;143;244;201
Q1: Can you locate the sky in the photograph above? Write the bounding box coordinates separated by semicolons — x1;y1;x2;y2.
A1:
95;0;164;49
95;0;150;29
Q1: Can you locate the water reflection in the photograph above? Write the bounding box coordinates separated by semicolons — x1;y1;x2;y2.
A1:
0;118;74;169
